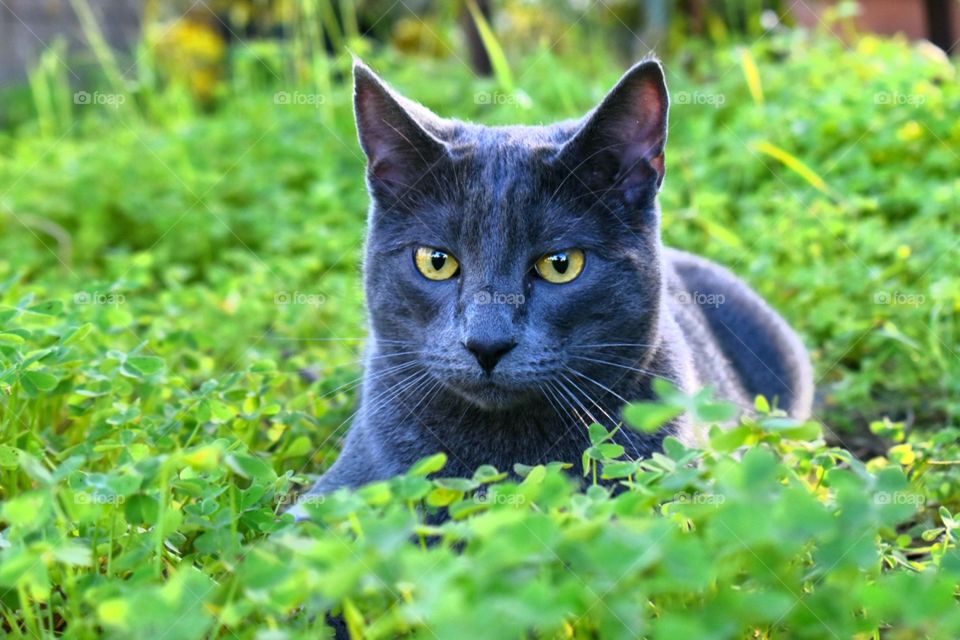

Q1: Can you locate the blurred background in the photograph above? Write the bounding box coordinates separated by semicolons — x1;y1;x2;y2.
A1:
0;1;958;461
1;0;958;92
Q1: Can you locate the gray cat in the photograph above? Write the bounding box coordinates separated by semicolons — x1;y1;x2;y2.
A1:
294;59;813;511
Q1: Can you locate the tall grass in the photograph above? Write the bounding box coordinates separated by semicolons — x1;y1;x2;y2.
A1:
32;0;353;130
27;40;73;138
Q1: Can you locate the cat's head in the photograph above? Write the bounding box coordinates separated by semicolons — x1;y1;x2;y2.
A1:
356;60;670;411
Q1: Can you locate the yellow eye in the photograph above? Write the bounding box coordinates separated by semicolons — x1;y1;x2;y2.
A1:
414;247;460;280
535;249;585;284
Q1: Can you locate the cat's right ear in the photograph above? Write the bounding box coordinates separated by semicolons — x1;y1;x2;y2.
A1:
353;61;449;193
555;59;669;208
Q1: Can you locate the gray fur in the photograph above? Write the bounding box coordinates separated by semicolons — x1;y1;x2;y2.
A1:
294;59;813;511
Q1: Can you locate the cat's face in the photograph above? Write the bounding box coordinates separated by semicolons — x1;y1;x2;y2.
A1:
355;61;669;410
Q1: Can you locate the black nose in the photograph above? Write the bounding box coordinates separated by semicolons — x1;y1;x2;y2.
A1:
465;338;517;374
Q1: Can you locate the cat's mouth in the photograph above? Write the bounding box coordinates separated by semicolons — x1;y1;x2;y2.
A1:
442;375;540;411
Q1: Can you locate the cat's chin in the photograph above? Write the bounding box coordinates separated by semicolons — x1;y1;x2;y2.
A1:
444;379;536;412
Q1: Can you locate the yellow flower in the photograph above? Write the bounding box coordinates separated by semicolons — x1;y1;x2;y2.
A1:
888;444;916;466
149;17;227;103
896;121;923;143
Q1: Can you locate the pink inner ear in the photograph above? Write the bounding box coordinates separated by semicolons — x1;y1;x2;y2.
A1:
614;75;668;187
649;153;665;188
623;78;667;160
562;61;669;195
354;71;446;190
355;83;402;163
369;155;402;184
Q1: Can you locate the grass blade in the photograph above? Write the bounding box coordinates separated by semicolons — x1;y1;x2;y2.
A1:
466;0;514;93
751;140;832;196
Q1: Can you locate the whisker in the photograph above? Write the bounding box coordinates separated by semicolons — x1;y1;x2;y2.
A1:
538;382;570;426
316;360;420;401
388;375;446;432
384;370;435;404
570;343;658;350
538;379;602;466
312;349;422;370
544;379;577;426
363;370;433;419
564;365;631;405
303;367;429;465
365;350;422;360
406;377;445;422
273;349;423;380
568;354;681;387
558;372;617;427
259;336;409;344
550;378;596;429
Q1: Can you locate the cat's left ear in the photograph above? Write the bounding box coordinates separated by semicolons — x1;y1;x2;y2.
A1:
557;59;669;204
353;60;450;193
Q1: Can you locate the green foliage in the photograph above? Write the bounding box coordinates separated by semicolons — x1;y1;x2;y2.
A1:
1;16;960;639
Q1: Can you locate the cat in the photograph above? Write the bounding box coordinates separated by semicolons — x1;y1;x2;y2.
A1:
291;58;813;515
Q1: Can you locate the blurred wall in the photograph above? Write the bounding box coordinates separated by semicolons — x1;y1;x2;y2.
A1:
794;0;960;53
0;0;142;86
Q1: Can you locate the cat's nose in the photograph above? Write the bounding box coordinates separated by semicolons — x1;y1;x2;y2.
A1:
464;338;517;374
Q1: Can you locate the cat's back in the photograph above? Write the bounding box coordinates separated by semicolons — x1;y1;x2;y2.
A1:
663;248;814;419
